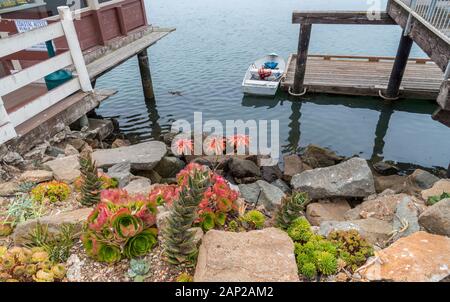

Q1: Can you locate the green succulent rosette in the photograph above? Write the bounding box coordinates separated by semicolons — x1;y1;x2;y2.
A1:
123;228;157;259
96;243;122;263
111;208;143;240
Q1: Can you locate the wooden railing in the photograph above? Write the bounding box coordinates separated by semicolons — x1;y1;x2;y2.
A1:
395;0;450;43
0;6;92;144
0;0;148;74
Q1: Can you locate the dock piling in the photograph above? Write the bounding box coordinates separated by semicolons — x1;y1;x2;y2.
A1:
137;48;155;99
292;24;312;96
384;30;414;99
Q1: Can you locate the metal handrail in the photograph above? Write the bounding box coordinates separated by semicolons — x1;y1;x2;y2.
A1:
395;0;450;43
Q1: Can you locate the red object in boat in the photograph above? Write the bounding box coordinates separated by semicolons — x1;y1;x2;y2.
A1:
258;67;272;80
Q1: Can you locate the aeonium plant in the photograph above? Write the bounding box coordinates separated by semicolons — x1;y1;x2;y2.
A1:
81;189;158;263
150;163;239;231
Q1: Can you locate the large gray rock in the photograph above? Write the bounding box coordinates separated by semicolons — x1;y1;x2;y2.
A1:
107;162;132;188
13;208;92;245
419;199;450;236
283;154;306;181
19;170;53;183
194;228;299;282
359;232;450;282
319;218;392;245
238;182;260;204
271;179;291;194
44;155;80;183
306;199;351;226
408;169;440;190
392;197;420;241
228;158;261;179
92;141;167;170
291;158;375;199
123;178;153;195
153;156;185;178
0;181;20;196
302;144;343;168
344;194;423;222
238;180;286;211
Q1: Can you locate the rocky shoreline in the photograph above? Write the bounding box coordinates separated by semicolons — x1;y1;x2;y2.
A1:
0;120;449;282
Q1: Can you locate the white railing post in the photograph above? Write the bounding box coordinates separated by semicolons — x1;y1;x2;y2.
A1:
0;96;17;144
57;6;93;92
86;0;101;10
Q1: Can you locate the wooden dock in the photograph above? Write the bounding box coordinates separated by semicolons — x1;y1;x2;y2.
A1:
281;54;443;99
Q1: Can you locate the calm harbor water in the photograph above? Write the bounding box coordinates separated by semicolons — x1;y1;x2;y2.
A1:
96;0;450;170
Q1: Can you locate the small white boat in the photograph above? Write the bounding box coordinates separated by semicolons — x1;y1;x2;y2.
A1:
242;54;286;96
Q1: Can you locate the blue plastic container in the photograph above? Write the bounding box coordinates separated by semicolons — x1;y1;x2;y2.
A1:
44;41;73;90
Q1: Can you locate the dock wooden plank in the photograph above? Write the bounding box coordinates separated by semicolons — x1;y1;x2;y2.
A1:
280;54;443;99
87;28;175;80
292;11;395;25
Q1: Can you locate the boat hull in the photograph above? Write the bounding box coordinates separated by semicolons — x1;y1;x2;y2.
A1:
242;54;285;97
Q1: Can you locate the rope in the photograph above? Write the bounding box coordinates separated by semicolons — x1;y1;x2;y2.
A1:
288;86;307;97
378;89;400;101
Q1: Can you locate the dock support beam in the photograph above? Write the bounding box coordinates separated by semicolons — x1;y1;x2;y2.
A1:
292;24;312;95
137;48;155;99
385;30;413;99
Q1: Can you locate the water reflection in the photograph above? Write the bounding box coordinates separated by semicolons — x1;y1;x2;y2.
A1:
143;97;162;141
241;92;438;167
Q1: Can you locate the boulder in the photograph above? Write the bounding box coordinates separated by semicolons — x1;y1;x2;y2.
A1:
228;158;261;179
271;179;291;194
64;144;79;156
392;197;420;241
256;180;286;210
19;170;53;183
87;118;113;141
408;169;440;190
421;179;450;201
3;151;23;165
111;138;130;149
92;141;167;170
374;174;407;194
291;158;375;199
344;194;423;222
153;156;185;178
306;199;351;226
283;154;306;181
0;181;20;196
238;180;286;211
44;155;80;183
123;179;153;195
106;162;132;188
261;165;282;183
319;218;392;245
194;228;299;282
302;144;343;168
66;138;86;151
359;231;450;282
373;161;399;176
419;199;450;236
23;143;48;161
13;208;92;245
238;182;260;204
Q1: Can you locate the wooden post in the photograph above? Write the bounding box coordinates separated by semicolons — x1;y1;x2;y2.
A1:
385;30;413;99
57;6;93;92
293;24;312;95
137;48;155;99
